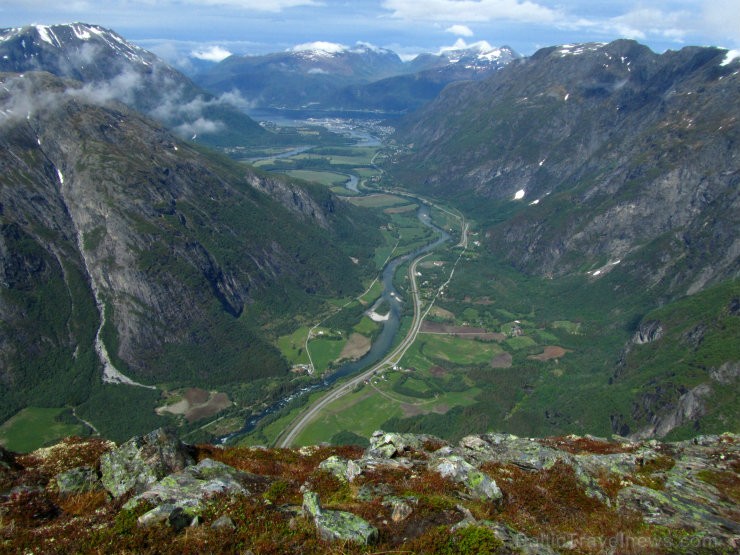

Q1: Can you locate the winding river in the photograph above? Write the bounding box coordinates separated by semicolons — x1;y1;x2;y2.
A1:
220;203;449;443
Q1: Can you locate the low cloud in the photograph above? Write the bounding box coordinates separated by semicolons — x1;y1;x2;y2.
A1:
69;68;145;106
174;117;225;138
446;24;474;37
191;45;233;62
0;70;144;128
1;64;254;140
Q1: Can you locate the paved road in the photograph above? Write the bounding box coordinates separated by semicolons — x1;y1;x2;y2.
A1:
276;250;432;447
276;208;468;448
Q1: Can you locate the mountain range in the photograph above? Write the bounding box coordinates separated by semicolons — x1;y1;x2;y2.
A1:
194;40;518;113
0;22;737;447
0;24;268;148
392;39;739;294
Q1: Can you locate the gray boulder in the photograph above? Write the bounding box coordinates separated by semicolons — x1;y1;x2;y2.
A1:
100;428;195;497
433;455;502;501
366;430;425;458
459;434;570;470
211;515;236;530
124;458;250;517
318;455;362;482
302;491;378;545
55;466;101;495
138;504;178;527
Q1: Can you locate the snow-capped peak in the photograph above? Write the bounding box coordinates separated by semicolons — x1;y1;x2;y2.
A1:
437;39;511;63
2;23;153;66
290;41;347;57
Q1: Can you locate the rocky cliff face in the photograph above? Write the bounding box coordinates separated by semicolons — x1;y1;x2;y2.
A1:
0;72;378;420
1;429;738;553
391;40;739;294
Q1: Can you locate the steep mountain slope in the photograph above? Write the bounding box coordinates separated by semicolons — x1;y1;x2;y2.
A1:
196;42;517;112
0;71;380;429
0;23;269;148
392;40;740;294
382;40;739;440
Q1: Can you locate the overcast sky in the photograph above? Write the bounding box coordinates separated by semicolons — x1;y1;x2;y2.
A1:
3;1;739;64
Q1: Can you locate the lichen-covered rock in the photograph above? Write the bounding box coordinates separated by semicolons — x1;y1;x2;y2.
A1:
315;510;379;545
359;455;414;472
124;458;249;514
366;430;424;458
138;504;177;527
303;491;378;545
616;437;740;547
211;515;236;530
100;428;195;497
433;455;502;501
318;455;361;482
617;484;739;538
167;507;191;532
55;466;101;495
459;433;570;470
302;491;322;518
481;521;559;555
458;434;613;503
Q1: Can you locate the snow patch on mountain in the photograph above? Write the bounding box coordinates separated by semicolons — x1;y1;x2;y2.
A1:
721;49;740;66
35;25;61;47
557;43;606;57
71;24;92;40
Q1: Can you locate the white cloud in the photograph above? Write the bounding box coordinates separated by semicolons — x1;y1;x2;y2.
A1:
289;41;347;53
174;117;224;137
606;8;690;43
446;24;474;37
438;38;494;54
69;68;145;105
174;0;320;10
2;0;319;13
703;0;740;47
191;45;232;62
381;0;559;24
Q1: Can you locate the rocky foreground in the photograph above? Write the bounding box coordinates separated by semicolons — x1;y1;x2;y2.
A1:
1;429;738;554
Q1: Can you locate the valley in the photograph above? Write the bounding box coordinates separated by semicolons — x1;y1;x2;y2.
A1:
2;9;740;553
0;26;737;458
214;103;738;449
